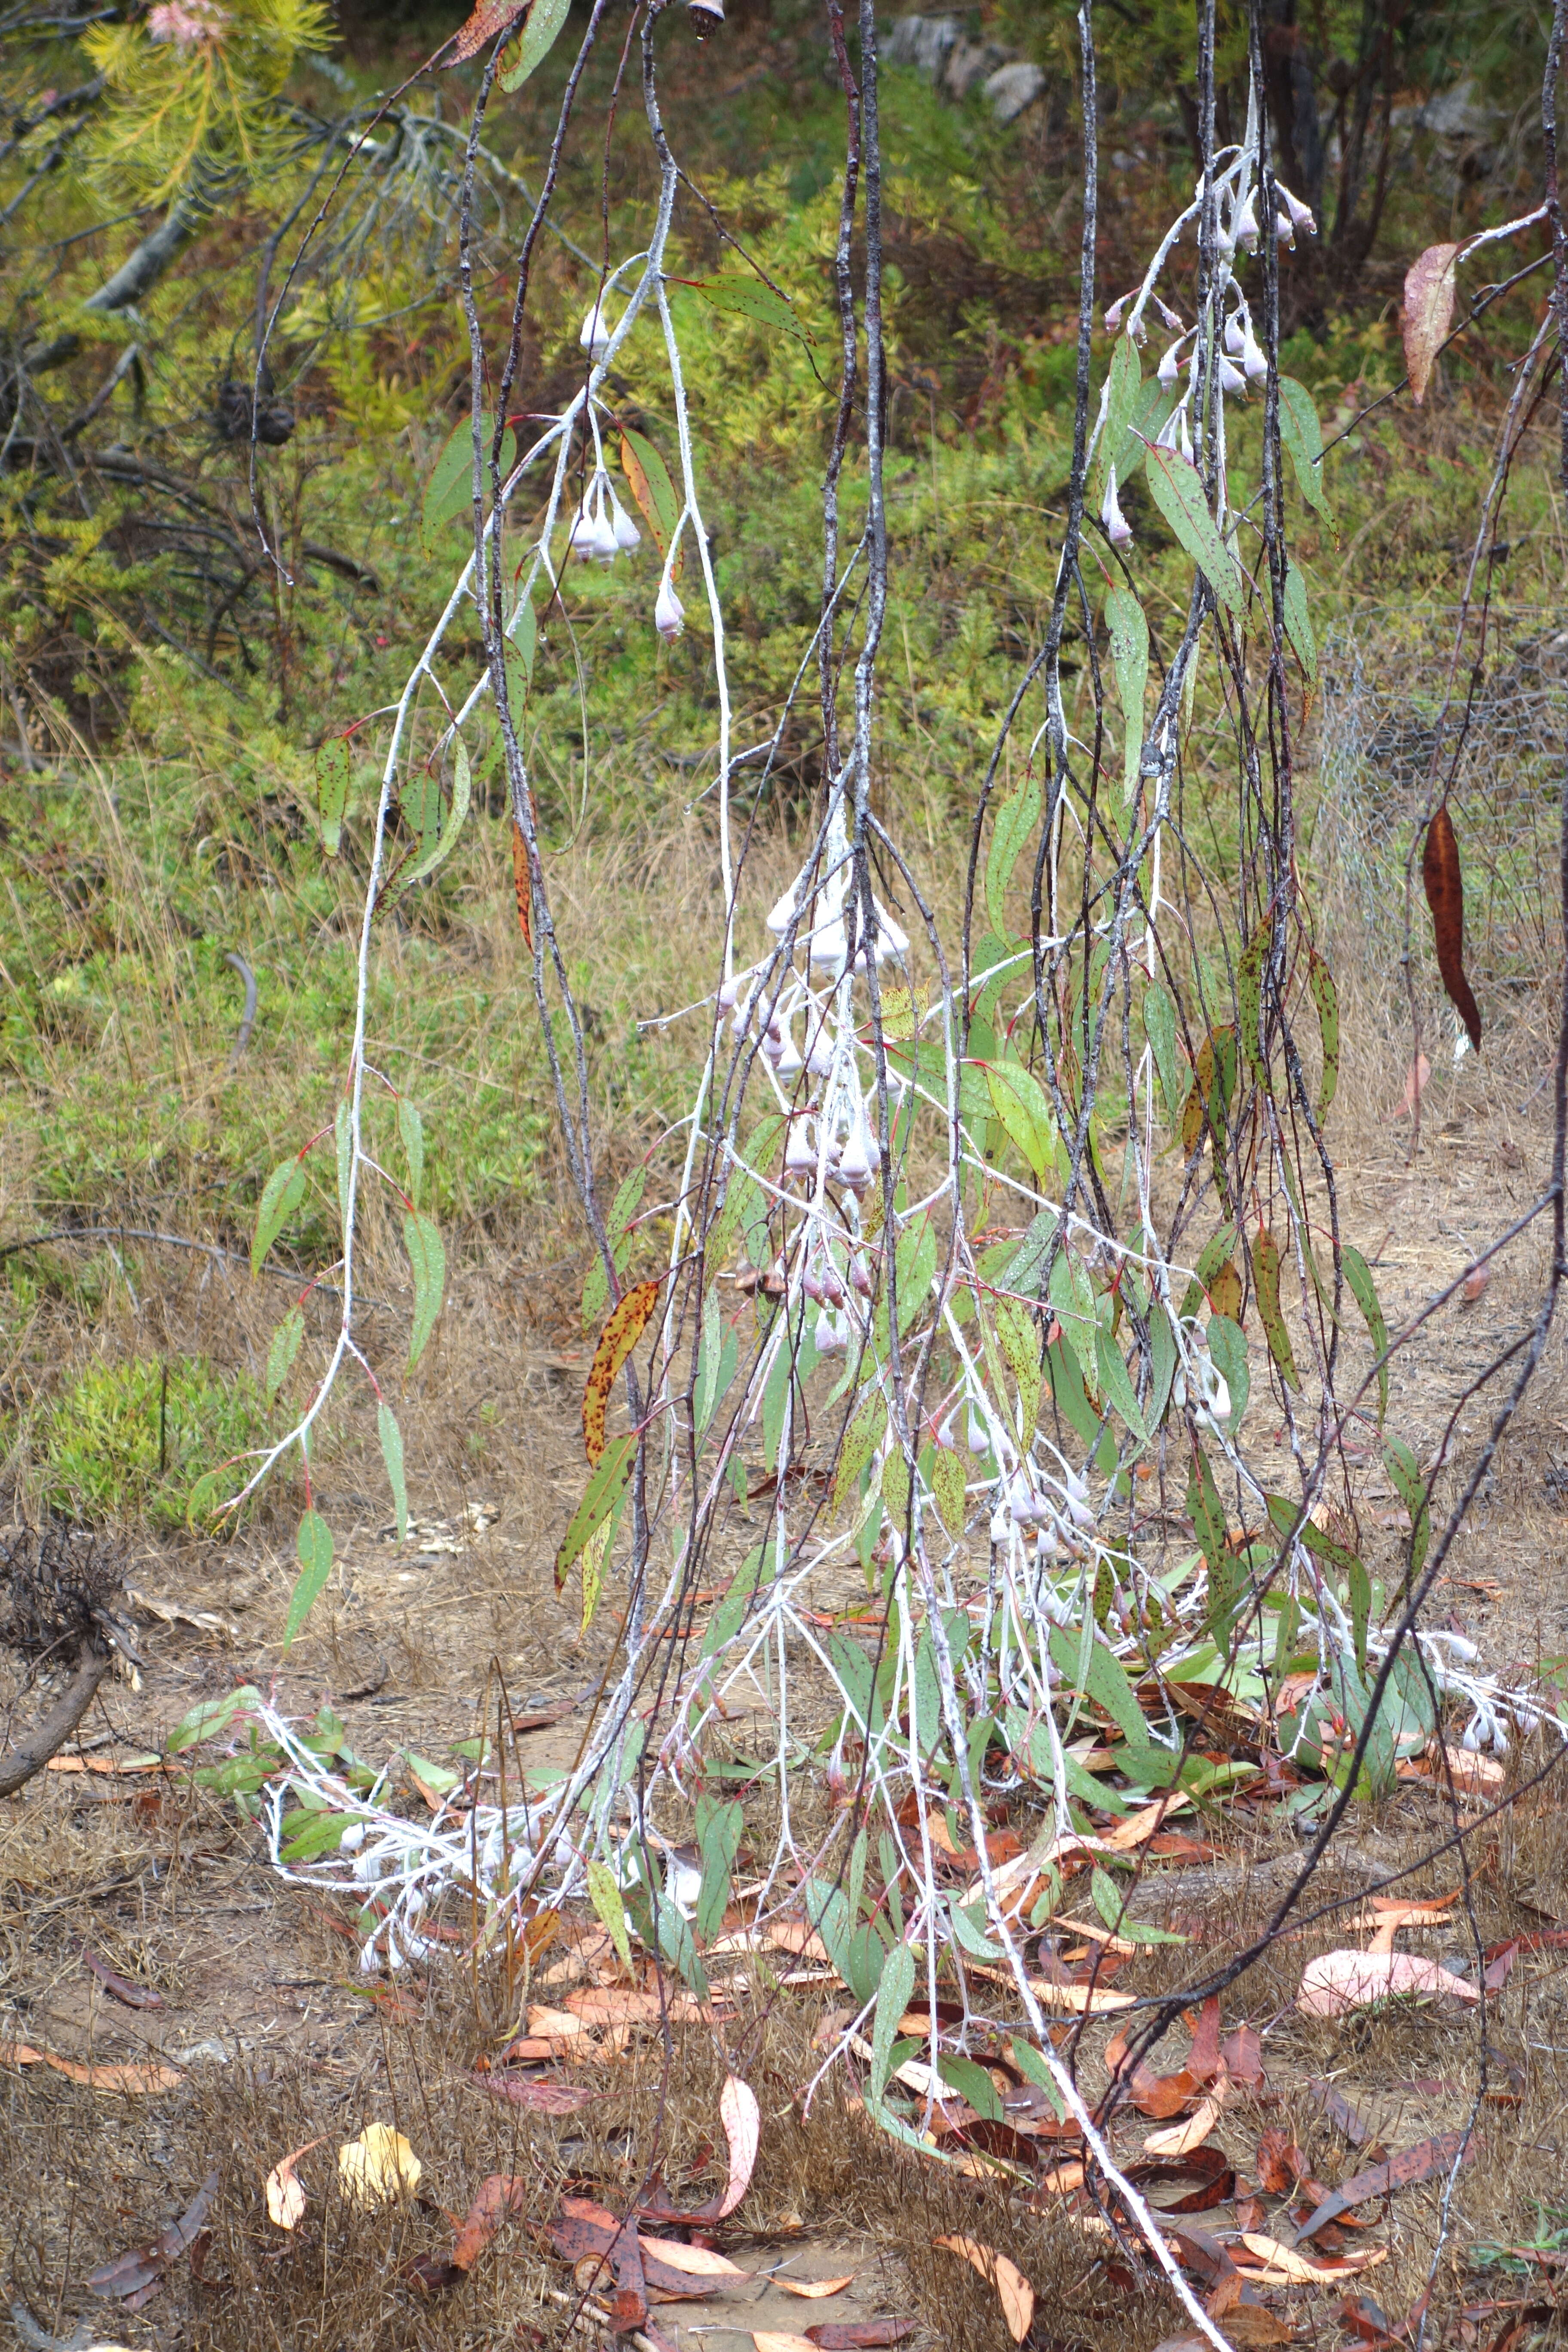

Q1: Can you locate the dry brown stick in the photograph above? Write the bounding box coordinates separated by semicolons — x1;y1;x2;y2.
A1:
0;1650;115;1800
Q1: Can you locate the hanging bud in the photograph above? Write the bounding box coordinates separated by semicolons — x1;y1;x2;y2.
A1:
579;300;613;361
1102;295;1128;332
1157;341;1183;389
1277;184;1316;239
1223;312;1247;358
688;0;723;31
654;578;686;642
1100;463;1133;548
1218;355;1249;396
1239;321;1268;382
607;487;640;550
1231;189;1260;253
966;1407;989;1455
568;496;619;564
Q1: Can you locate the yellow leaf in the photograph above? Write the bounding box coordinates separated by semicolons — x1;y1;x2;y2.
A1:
337;2122;423;2205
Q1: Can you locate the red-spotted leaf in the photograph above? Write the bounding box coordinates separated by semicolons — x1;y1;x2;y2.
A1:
1422;803;1481;1050
447;0;526;63
1403;243;1460;404
583;1277;661;1467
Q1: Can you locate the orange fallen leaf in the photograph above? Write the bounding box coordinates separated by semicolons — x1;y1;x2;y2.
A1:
1462;1266;1490;1303
1036;2161;1086;2194
777;2274;856;2298
265;2136;325;2229
0;2039;182;2092
933;2235;1034;2342
751;2335;821;2352
1143;2085;1227;2158
46;1753;162;1776
1354;1894;1459;1955
1297;1951;1478;2018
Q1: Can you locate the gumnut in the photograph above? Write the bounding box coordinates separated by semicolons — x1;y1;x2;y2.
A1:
579;300;613;361
655;577;686;642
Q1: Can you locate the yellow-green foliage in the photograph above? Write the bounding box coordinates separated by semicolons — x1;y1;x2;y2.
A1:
84;0;333;203
38;1354;268;1529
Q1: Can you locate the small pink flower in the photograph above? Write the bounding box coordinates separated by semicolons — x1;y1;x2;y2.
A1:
147;0;230;47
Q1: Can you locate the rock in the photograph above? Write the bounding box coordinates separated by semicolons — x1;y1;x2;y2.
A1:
984;59;1046;122
944;37;1010;98
883;13;963;80
1419;77;1499;138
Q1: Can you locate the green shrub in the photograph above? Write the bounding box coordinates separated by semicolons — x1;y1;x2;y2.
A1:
40;1354;268;1531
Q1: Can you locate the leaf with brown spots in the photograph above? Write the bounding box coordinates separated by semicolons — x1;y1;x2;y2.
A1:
1402;243;1460;403
1422;805;1481;1050
582;1278;661;1466
446;0;528;64
1294;2130;1473;2244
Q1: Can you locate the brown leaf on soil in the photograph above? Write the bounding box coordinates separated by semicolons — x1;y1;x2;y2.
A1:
1403;242;1460;403
1307;2078;1376;2147
1422;805;1482;1051
1126;2147;1235;2214
582;1278;661;1467
1182;1996;1223;2082
88;2167;218;2300
447;0;528;64
932;2236;1034;2343
805;2328;916;2349
1294;2130;1473;2244
1219;2024;1265;2087
1027;1978;1136;2014
472;2072;598;2113
752;2335;821;2352
545;2197;727;2304
1143;2087;1227;2159
450;2175;528;2272
1222;2309;1297;2348
0;2040;182;2093
1256;2131;1305;2196
778;2275;856;2298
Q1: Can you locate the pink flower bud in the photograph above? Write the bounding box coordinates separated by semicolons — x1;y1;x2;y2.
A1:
655;579;685;642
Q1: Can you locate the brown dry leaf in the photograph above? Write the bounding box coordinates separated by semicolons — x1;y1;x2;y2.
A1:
1027;1977;1136;2014
717;2073;761;2216
932;2235;1035;2343
1422;806;1482;1051
1099;1792;1191;1850
1144;2087;1227;2159
1238;2233;1387;2286
583;1279;661;1467
337;2123;423;2206
1427;1743;1506;1798
265;2137;324;2230
1295;2130;1473;2244
450;2175;528;2272
0;2040;182;2093
752;2335;821;2352
1463;1266;1491;1302
1036;2161;1087;2194
1298;1951;1479;2018
778;2276;856;2299
1403;242;1461;403
46;1753;162;1775
88;2166;218;2302
531;2000;596;2035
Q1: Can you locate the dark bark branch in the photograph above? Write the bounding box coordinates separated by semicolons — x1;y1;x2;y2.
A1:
0;1648;113;1800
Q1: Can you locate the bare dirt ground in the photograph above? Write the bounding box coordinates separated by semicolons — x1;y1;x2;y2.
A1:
4;1029;1568;2352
